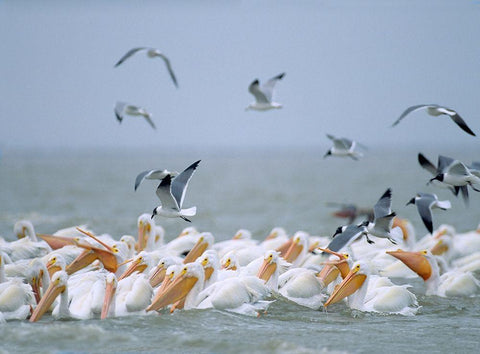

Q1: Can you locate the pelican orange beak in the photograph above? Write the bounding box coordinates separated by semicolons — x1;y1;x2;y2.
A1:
37;234;78;250
257;258;277;283
30;277;66;322
392;217;408;241
308;241;320;253
29;274;43;305
136;221;151;252
316;247;351;282
284;238;303;263
276;238;293;257
430;239;449;256
386;249;432;281
146;268;198;312
46;257;62;279
317;264;340;287
118;257;147;280
66;249;98;275
101;277;117;320
72;230;119;273
232;231;243;240
324;265;366;307
221;258;237;271
183;236;208;264
149;264;167;288
434;229;448;239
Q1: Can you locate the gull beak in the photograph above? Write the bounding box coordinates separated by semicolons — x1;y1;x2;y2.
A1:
101;277;117;320
149;265;167;288
118;258;147;280
37;234;77;250
257;258;277;283
386;249;432;281
324;267;366;307
275;238;293;257
147;271;198;312
183;237;208;264
30;278;66;322
284;238;303;263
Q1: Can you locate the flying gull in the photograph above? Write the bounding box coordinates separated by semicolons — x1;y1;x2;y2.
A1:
324;134;366;160
429;159;480;193
320;222;371;253
151;160;201;222
406;193;451;234
114;47;178;88
392;104;476;136
114;102;156;129
246;73;285;111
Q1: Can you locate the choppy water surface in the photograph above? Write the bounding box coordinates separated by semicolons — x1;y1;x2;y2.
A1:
1;147;480;353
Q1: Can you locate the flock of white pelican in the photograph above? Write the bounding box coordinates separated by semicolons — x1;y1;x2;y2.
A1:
1;215;479;324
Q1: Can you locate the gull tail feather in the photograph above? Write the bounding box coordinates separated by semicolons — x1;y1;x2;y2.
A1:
181;206;197;217
436;200;451;210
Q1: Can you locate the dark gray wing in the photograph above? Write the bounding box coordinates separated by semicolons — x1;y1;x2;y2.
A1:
437;155;455;174
135;169;173;191
436;108;476;136
373;188;392;219
248;79;269;103
156;52;178;88
155;175;179;211
171;160;201;209
260;73;285;102
418;153;437;175
114;47;148;67
114;101;127;123
415;196;435;234
447;160;469;176
392;104;433;127
143;115;156;130
326;225;366;252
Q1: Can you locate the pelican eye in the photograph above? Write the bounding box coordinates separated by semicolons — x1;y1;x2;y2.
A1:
421;250;428;255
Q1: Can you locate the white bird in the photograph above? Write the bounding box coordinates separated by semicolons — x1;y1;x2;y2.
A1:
429;160;480;192
324;134;365;160
324;260;419;315
114;101;156;129
246;73;285;111
278;268;326;309
392;104;476;136
406;193;451;234
114;47;178;88
1;220;52;261
151;160;200;222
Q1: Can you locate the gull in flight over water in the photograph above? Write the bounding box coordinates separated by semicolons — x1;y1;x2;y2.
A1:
406;193;451;234
246;73;285;111
392;104;476;136
114;102;156;130
134;169;178;191
114;47;178;88
151;160;201;222
324;134;366;160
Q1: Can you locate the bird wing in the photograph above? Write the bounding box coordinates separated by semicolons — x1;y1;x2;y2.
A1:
155;175;180;211
143;115;156;130
114;102;127;122
260;73;285;102
447;160;469;176
373;188;392;219
114;47;147;67
248;79;269;103
437;108;476;136
415;197;434;234
418;153;437;175
337;138;353;150
373;213;396;233
392;104;432;127
155;52;179;88
437;155;455;173
171;160;201;209
326;225;366;252
135;169;173;191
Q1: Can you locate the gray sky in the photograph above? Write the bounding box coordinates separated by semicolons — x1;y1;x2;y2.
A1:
1;0;479;151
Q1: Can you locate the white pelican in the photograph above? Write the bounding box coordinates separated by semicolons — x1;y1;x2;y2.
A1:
324;261;419;316
256;250;291;291
2;220;52;261
0;254;36;320
260;227;289;251
30;271;70;321
283;231;309;267
278;268;326;309
148;256;182;288
387;249;480;297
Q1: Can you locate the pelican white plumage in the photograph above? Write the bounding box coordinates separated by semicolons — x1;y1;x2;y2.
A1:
324;261;419;315
246;73;285;111
114;47;178;88
2;220;52;261
278;268;326;309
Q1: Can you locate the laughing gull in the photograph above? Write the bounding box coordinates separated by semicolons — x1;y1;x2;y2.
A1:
114;47;178;88
406;193;451;234
246;73;285;111
429;160;480;193
114;102;156;129
418;152;464;194
151;160;201;222
322;222;371;253
392;104;476;136
134;169;178;191
364;188;403;244
324;134;365;160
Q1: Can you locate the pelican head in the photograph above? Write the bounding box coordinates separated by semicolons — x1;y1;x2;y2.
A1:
324;261;368;307
30;271;68;322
